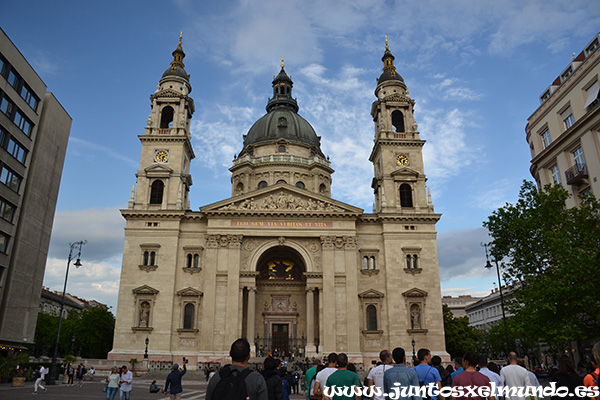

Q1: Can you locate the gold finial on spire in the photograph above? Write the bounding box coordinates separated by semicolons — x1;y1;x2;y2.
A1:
385;35;389;50
179;31;183;46
281;55;285;69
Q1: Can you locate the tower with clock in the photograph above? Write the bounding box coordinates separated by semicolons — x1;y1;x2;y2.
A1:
129;33;195;211
370;38;434;214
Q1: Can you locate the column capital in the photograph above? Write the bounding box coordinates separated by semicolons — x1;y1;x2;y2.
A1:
305;287;316;294
247;286;257;293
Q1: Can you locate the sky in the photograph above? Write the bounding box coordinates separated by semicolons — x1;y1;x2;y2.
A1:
1;0;599;313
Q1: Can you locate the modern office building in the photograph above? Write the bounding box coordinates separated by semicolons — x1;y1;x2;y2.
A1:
526;33;600;205
0;28;71;350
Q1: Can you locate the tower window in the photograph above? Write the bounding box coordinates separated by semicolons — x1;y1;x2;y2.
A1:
160;106;174;129
143;251;156;266
183;303;194;329
319;183;327;194
295;181;305;189
399;184;413;207
236;182;244;193
366;305;378;331
278;145;286;152
187;253;192;268
392;110;405;132
258;181;268;189
149;180;164;204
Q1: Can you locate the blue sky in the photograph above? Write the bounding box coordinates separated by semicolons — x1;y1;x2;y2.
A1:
1;0;598;311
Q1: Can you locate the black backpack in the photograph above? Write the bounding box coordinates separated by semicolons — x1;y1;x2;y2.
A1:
213;365;252;400
436;365;451;387
418;366;434;400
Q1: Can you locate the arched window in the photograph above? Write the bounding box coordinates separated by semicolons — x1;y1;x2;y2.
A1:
183;303;194;329
391;110;405;132
258;181;268;189
160;106;174;129
413;254;419;269
295;181;305;189
406;254;412;269
368;256;375;270
319;183;327;194
399;184;413;207
278;145;286;152
366;305;378;331
236;182;244;193
193;254;199;268
149;251;156;266
187;254;192;268
149;180;164;204
276;179;287;184
362;256;369;270
143;251;149;266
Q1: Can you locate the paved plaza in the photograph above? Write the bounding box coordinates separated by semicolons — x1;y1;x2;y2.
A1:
0;379;306;400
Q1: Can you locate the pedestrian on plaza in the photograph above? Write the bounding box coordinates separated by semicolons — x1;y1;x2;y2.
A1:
305;358;322;400
450;352;493;400
584;357;599;400
119;364;133;400
33;364;47;394
106;367;121;400
451;358;464;380
67;363;75;386
413;348;442;400
477;356;502;389
89;366;95;381
76;363;87;387
500;352;530;400
549;355;583;400
314;353;338;399
324;353;361;400
367;350;394;400
150;380;161;393
432;355;452;400
262;356;284;400
164;357;188;399
384;347;421;400
293;368;300;394
205;338;268;400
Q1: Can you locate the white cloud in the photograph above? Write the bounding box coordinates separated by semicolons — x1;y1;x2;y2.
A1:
437;227;492;281
471;178;514;210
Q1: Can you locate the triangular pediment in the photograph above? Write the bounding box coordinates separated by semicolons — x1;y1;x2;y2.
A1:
201;184;363;216
176;287;203;297
144;164;173;174
391;166;420;178
132;285;159;295
153;88;185;98
358;289;385;299
402;288;428;298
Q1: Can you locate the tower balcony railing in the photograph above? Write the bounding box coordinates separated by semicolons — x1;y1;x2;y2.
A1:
232;154;330;168
565;163;588;185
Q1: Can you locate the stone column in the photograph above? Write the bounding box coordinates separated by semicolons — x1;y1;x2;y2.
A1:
305;287;316;354
247;287;256;355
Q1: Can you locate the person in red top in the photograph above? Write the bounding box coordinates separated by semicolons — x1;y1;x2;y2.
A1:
451;352;495;400
584;358;599;400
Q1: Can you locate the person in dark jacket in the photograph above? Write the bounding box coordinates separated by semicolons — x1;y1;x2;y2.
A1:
164;358;187;399
262;357;284;400
550;355;583;400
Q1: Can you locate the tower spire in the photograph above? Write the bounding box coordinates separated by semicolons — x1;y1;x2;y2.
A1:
169;32;185;72
376;37;404;84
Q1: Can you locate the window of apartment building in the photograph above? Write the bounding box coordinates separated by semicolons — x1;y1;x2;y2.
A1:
572;147;585;168
1;61;39;112
561;107;575;130
551;165;561;185
586;37;600;56
20;84;38;111
0;91;34;136
0;231;9;254
6;137;27;163
0;165;21;192
0;56;5;76
540;129;552;148
540;89;551;103
561;66;573;82
584;81;600;110
0;197;15;223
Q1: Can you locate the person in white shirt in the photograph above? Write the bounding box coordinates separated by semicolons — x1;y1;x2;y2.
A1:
500;353;531;400
313;353;338;398
33;364;47;394
478;356;503;390
367;350;393;400
119;365;133;400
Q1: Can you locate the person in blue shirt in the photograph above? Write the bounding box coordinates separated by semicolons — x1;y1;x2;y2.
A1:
450;358;464;380
384;347;422;400
412;348;442;400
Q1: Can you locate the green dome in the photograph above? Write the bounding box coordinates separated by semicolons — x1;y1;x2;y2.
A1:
244;109;320;147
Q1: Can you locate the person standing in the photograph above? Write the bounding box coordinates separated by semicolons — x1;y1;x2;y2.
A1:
584;358;599;400
413;348;442;400
305;359;321;400
205;338;268;400
477;356;502;391
33;364;47;394
450;352;493;400
164;358;187;399
262;356;284;400
324;353;361;400
367;350;393;400
76;363;87;387
119;365;133;400
314;353;338;399
106;367;121;400
500;352;530;400
549;355;583;400
383;347;422;400
67;363;75;386
451;358;464;380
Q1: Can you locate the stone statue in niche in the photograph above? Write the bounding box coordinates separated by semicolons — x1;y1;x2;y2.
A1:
139;301;150;327
410;304;421;330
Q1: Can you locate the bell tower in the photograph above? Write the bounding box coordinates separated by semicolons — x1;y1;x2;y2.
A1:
369;38;434;214
130;33;195;211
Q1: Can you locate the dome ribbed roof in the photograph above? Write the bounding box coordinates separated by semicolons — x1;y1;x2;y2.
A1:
244;109;320;147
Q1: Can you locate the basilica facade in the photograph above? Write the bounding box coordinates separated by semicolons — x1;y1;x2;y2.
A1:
109;37;447;367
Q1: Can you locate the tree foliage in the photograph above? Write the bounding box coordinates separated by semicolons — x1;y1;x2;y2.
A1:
483;181;600;347
443;304;482;359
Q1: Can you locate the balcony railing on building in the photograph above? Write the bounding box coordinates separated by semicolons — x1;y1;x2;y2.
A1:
565;163;588;185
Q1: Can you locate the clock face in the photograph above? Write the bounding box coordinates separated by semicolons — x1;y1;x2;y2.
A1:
155;150;168;163
396;154;409;166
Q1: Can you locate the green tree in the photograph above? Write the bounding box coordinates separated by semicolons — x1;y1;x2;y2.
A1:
73;305;115;359
483;181;600;347
443;304;481;359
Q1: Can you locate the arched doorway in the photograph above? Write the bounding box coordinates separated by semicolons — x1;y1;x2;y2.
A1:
249;245;307;358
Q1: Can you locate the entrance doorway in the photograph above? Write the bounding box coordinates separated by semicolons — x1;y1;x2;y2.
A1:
272;323;289;353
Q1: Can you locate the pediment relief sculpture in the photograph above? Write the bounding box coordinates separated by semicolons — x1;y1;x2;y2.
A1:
218;191;345;212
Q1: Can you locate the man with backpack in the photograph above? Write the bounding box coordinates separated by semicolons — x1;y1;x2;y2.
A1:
432;355;452;400
413;348;441;400
205;338;268;400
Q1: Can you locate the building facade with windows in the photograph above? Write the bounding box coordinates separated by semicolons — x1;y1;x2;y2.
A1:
0;28;71;350
526;33;600;205
442;295;482;318
110;38;446;366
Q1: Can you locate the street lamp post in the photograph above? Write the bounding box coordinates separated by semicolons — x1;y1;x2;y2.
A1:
47;240;86;385
144;336;149;359
482;242;510;358
411;338;416;366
